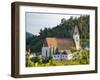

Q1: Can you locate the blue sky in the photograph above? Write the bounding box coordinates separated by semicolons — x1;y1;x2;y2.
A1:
26;12;81;35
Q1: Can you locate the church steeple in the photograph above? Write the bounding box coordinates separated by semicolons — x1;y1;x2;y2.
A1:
73;25;80;50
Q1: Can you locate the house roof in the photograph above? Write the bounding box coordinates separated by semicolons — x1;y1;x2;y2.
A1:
46;38;58;47
43;37;75;50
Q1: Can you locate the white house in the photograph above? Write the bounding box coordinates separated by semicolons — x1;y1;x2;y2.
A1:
52;50;72;60
52;53;62;60
42;25;80;60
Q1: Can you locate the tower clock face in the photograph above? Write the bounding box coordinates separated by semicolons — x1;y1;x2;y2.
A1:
74;32;78;35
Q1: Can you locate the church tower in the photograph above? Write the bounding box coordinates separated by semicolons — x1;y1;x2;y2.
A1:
73;25;80;50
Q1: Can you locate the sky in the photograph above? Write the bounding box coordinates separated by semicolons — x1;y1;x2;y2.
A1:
26;12;81;35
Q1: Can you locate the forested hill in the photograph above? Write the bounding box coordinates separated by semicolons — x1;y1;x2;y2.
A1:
26;15;89;52
39;15;89;39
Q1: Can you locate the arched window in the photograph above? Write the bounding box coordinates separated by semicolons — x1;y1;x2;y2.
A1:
74;32;78;35
46;50;47;57
76;37;78;42
49;48;51;57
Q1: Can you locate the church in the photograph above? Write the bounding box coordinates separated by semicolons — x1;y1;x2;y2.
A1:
42;25;81;60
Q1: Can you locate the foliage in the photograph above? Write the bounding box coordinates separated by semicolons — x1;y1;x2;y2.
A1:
79;50;90;64
26;60;34;67
39;15;89;39
26;49;90;67
80;39;89;48
26;35;43;52
31;57;40;63
72;50;90;64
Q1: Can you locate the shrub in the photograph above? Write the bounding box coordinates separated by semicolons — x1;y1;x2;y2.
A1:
26;60;34;67
42;57;49;63
31;57;40;63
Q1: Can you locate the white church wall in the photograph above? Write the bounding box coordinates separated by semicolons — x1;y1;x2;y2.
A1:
50;47;54;57
42;47;50;57
42;47;57;58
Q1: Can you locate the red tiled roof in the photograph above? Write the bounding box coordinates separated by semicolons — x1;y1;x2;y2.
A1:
43;38;75;50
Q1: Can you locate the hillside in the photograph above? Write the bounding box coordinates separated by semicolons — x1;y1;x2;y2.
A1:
39;15;89;39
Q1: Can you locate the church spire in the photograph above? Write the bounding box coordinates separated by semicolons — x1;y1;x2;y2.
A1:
74;25;79;35
73;25;80;50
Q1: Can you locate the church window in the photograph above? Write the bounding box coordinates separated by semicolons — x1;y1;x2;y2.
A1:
46;50;47;57
76;37;78;42
74;32;78;35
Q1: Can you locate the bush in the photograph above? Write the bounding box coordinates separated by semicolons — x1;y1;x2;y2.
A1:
79;50;89;64
42;57;50;63
26;60;34;67
80;39;89;48
31;57;40;63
